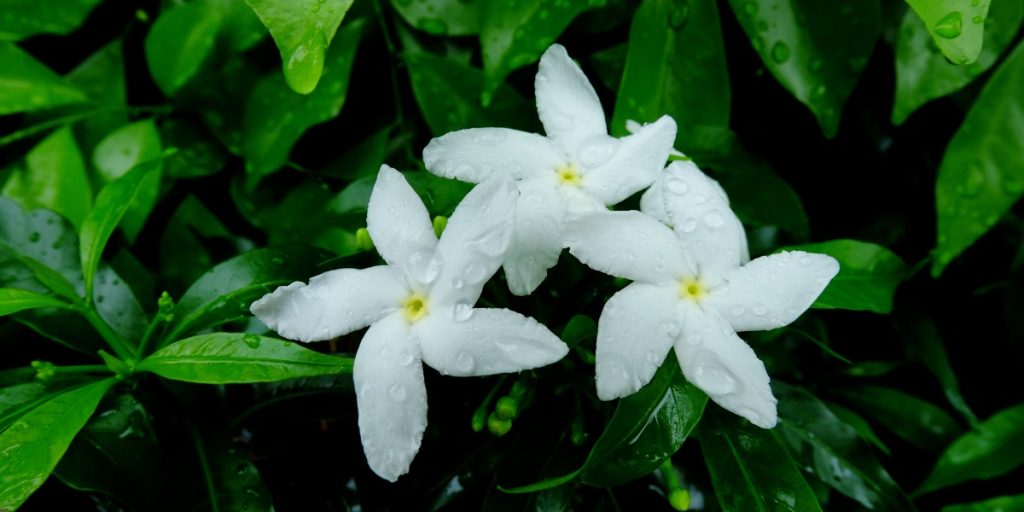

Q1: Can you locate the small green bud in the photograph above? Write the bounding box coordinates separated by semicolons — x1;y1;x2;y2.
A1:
135;9;150;22
31;360;56;381
487;411;512;437
471;407;488;432
495;396;519;420
669;489;691;511
509;380;528;399
158;291;175;322
355;227;375;252
432;216;448;237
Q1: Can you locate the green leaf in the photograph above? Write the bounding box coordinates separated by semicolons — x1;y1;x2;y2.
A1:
185;435;275;511
0;378;115;510
917;403;1024;494
245;0;355;94
726;0;881;137
774;383;914;511
611;0;730;143
144;0;223;96
943;494;1024;512
784;239;909;313
588;43;626;91
404;52;536;136
322;126;390;180
54;392;164;510
478;0;600;102
836;385;961;452
898;314;977;424
892;0;1024;124
91;120;164;242
79;162;160;300
64;41;128;159
0;198;83;298
403;170;475;217
390;0;479;36
825;402;892;456
580;356;707;486
137;333;352;383
162;245;333;343
699;408;822;512
560;314;596;349
2;126;92;229
906;0;992;65
933;40;1024;276
241;18;365;176
0;288;69;317
160;118;228;179
0;0;103;41
159;196;232;294
0;42;88;116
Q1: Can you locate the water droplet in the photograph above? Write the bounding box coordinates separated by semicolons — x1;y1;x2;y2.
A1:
770;41;790;63
661;321;681;339
668;5;689;29
964;162;985;196
388;383;408;402
703;210;725;227
452;301;474;321
808;59;823;72
731;305;746;316
463;262;488;284
743;2;758;16
972;15;983;24
664;178;689;195
397;349;415;366
28;232;40;242
579;140;616;167
695;361;738;395
456;351;475;372
242;333;261;348
753;304;768;316
799;255;813;266
811;84;827;100
475;131;506;145
934;11;963;39
450;276;464;289
680;218;698;233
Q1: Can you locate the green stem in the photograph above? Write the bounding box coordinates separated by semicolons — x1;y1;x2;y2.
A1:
190;427;221;512
660;458;682;490
135;312;167;359
78;304;135;362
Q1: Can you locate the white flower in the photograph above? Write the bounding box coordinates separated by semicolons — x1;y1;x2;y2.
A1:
250;165;568;481
563;161;839;428
422;44;677;296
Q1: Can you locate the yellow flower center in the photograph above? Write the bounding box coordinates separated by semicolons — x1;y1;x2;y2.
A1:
679;278;705;302
555;163;582;186
402;293;429;323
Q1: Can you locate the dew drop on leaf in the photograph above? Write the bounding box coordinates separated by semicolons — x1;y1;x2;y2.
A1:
934;11;963;39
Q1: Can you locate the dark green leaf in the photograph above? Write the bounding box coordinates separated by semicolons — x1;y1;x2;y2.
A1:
726;0;881;137
825;402;891;456
906;0;991;65
0;198;83;298
774;383;914;511
1;126;92;229
785;240;909;313
241;18;365;176
0;378;115;510
390;0;479;36
0;0;103;41
836;385;961;452
917;403;1024;494
893;0;1024;124
611;0;730;143
144;0;223;96
160;118;228;179
92;264;148;345
137;333;352;383
560;314;595;349
580;356;707;486
933;40;1024;276
91;120;163;242
322;126;389;180
159;196;233;294
943;494;1024;512
0;42;88;116
64;41;128;159
699;408;823;512
0;288;70;316
186;436;274;511
588;43;626;91
898;313;977;424
245;0;355;94
403;170;474;217
404;51;536;136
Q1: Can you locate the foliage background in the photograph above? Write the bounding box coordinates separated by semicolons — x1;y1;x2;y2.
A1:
1;0;1023;510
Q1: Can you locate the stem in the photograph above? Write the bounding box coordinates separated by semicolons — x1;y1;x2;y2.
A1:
135;312;167;359
78;304;135;362
660;458;682;490
190;427;221;512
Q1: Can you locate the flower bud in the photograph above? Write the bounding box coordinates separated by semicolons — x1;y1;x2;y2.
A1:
487;411;512;437
669;489;691;511
31;360;56;381
432;215;448;237
495;396;519;420
355;227;374;252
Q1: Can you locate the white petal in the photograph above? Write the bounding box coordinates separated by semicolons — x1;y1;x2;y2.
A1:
661;161;747;281
367;165;438;287
354;313;428;481
422;128;565;182
581;116;677;206
250;266;407;342
535;44;607;153
674;309;777;428
639;174;671;226
705;251;840;332
503;177;566;296
430;174;518;307
564;210;691;284
416;308;568;376
595;283;682;400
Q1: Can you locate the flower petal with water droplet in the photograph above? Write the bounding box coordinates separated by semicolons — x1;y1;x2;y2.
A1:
423;128;565;182
581;116;677;206
367;165;438;287
535;44;608;154
565;210;692;285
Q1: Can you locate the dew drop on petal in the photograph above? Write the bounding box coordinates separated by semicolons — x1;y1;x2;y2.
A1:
664;178;689;195
452;301;474;321
388;383;408;402
680;218;698;233
703;210;724;228
695;360;738;395
456;351;475;372
397;349;415;366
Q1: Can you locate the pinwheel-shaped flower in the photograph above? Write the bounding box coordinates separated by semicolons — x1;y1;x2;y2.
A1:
423;44;677;296
564;161;839;427
250;165;568;481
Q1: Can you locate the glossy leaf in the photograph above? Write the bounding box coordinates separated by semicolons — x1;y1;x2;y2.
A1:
580;356;707;486
774;383;914;511
785;239;909;313
899;313;977;424
145;0;222;95
943;494;1024;512
906;0;991;65
92;264;148;345
245;0;355;94
391;0;479;36
611;0;730;143
478;0;599;102
837;385;961;452
1;126;92;229
933;40;1024;276
92;120;164;242
560;314;596;349
0;0;103;41
64;41;128;159
159;196;233;294
892;0;1024;124
79;162;160;300
0;288;70;317
0;42;88;116
0;378;115;510
726;0;881;137
826;402;891;456
161;245;333;343
699;408;823;512
917;403;1024;494
185;437;275;511
137;333;352;383
0;198;83;298
160;118;228;179
404;51;536;136
242;18;365;176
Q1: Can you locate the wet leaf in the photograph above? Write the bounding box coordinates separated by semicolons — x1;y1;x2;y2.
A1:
145;0;223;96
836;385;961;452
0;288;70;317
785;240;909;313
906;0;991;65
0;0;103;41
0;42;87;116
390;0;479;36
2;126;92;229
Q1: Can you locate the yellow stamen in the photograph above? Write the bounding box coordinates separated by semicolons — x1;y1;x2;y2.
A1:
402;293;429;322
679;278;705;302
555;163;583;186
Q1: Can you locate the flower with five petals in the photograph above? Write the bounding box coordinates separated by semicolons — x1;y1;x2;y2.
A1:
250;165;568;481
564;161;839;428
423;44;677;296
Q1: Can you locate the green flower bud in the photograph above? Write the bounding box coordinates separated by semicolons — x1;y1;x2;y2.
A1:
31;360;56;381
669;489;691;511
433;215;448;237
355;227;375;252
487;411;512;437
495;396;519;420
